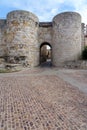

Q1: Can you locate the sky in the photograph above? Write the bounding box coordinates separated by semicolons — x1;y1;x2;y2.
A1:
0;0;87;23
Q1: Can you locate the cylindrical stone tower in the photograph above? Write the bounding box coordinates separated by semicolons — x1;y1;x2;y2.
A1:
52;12;81;66
6;10;39;67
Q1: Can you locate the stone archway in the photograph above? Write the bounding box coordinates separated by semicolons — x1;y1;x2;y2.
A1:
40;42;52;67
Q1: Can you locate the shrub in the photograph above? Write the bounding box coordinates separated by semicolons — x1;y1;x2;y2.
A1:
82;46;87;60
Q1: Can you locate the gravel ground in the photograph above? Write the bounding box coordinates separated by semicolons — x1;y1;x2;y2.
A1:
0;67;87;130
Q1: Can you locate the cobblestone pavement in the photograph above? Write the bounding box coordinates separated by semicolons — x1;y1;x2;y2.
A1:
0;68;87;130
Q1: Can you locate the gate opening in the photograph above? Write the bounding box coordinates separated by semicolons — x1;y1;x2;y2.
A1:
40;42;52;67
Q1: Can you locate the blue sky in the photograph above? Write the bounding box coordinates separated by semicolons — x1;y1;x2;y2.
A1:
0;0;87;23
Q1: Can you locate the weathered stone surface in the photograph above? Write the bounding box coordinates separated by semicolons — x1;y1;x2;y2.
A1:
0;58;5;68
0;19;7;56
5;10;39;67
52;12;82;66
63;60;87;69
0;10;86;67
38;24;52;46
84;36;87;46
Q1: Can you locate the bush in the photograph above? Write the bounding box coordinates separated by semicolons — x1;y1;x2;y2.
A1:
82;46;87;60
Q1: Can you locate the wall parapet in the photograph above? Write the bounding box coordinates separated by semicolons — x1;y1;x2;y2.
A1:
39;22;52;27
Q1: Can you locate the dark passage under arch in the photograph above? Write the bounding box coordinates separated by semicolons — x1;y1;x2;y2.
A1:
40;42;52;67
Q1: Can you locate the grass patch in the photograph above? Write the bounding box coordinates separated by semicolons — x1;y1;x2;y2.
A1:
0;68;21;73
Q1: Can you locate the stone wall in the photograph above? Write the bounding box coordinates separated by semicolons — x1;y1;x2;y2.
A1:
81;23;87;48
0;10;85;68
40;45;47;63
52;12;81;66
0;19;7;57
6;10;39;67
38;22;52;46
84;36;87;46
81;23;85;49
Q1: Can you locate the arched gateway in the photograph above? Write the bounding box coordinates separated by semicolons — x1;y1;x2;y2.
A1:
0;10;82;67
40;42;52;66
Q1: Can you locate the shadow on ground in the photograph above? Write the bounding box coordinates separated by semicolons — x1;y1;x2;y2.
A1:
40;61;52;68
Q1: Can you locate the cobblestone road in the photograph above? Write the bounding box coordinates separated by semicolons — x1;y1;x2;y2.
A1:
0;68;87;130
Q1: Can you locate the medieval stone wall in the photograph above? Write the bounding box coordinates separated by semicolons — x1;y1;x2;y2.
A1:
5;10;39;67
84;37;87;46
84;25;87;46
81;23;85;49
52;12;81;66
0;10;84;67
0;19;7;57
38;22;52;46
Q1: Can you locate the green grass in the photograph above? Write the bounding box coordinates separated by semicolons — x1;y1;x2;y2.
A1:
0;69;21;73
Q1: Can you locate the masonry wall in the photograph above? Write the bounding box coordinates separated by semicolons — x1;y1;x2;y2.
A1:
0;24;2;55
0;19;7;57
52;12;82;66
84;37;87;46
81;24;87;47
81;23;85;49
0;10;84;67
6;10;39;67
38;23;52;46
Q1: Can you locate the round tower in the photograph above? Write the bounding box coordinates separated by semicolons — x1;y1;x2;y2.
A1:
52;12;81;66
6;10;39;67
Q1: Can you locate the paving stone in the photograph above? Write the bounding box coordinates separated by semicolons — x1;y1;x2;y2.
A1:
0;68;87;130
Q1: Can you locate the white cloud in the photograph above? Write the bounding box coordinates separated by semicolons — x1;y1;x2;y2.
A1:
0;0;87;23
80;8;87;24
51;8;59;15
63;0;87;23
74;1;87;24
